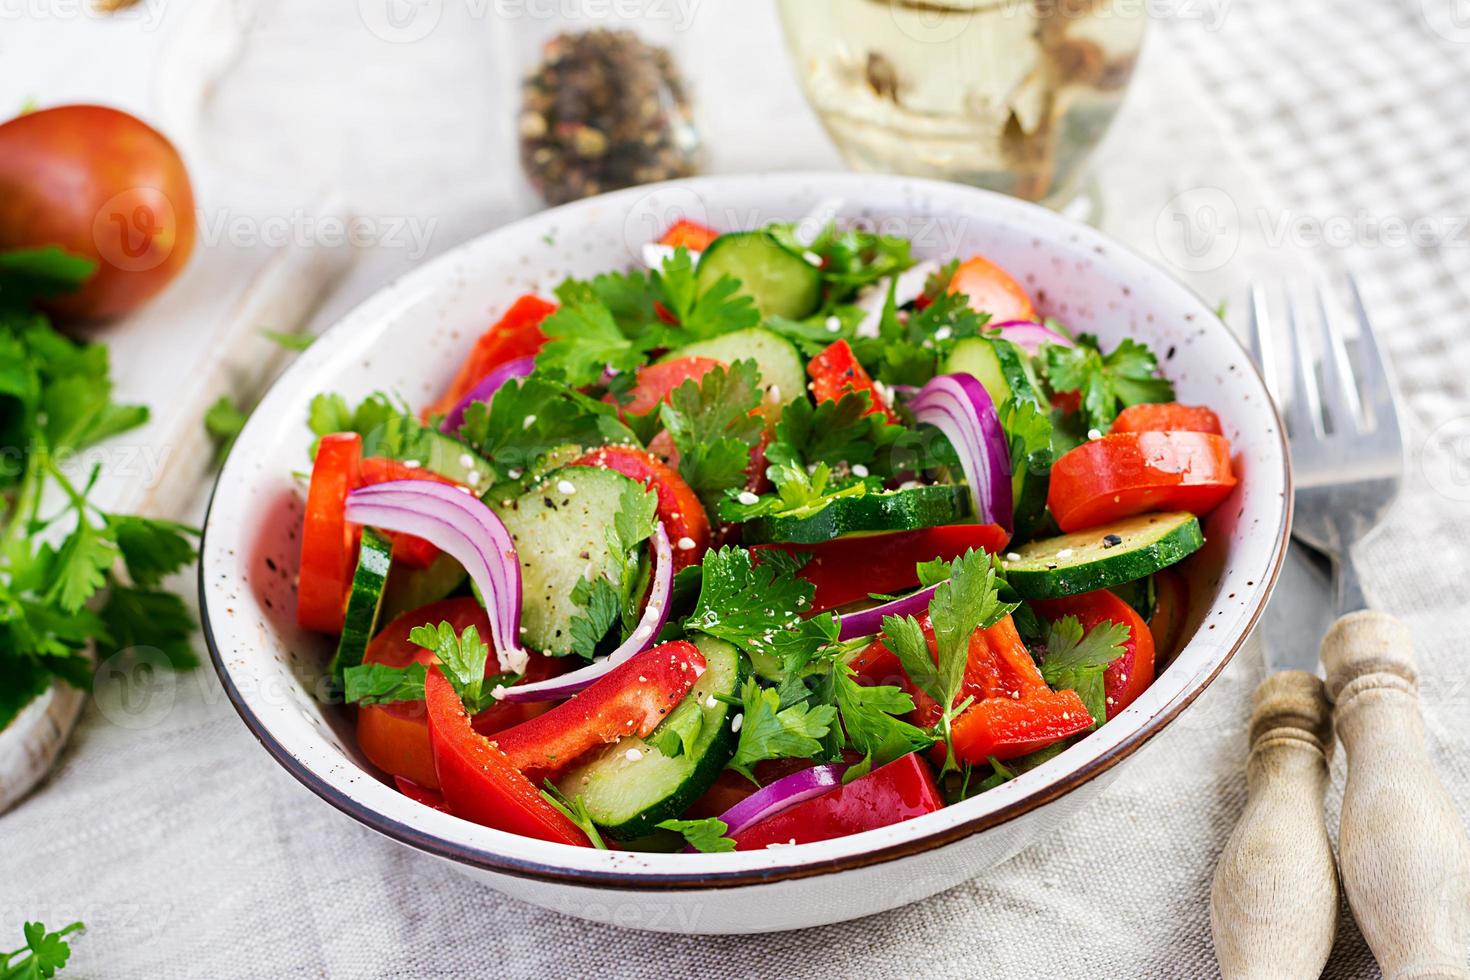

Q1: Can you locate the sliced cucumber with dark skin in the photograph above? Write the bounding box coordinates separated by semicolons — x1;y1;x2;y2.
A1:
662;327;806;408
493;465;645;656
558;637;747;840
741;484;973;545
1001;512;1204;599
328;528;393;679
1111;575;1157;623
696;231;821;319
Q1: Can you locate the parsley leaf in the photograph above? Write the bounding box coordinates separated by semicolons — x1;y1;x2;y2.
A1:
1042;333;1174;430
555;269;660;340
536;301;649;387
203;395;248;468
656;816;737;852
999;397;1053;476
0;920;84;979
685;547;835;674
412;621;496;713
567;576;620;659
772;389;901;469
652;247;759;340
542;780;608;849
98;586;199;670
261;329;315;351
458;376;634;472
566;482;657;657
1037;614;1129;726
0;246;96;309
343;661;428;705
658;360;764;513
770;223;913;298
882;550;1016;770
831;665;934;780
728;676;836;781
106;515;198;588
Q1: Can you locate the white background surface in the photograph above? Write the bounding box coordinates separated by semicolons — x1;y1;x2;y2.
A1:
2;1;1468;977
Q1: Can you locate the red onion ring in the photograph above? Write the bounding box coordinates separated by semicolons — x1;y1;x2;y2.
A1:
990;319;1073;354
692;763;851;850
345;481;530;673
836;584;939;641
910;374;1013;532
496;522;674;703
439;355;537;433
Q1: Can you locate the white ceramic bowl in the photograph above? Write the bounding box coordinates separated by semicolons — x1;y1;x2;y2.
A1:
200;173;1290;934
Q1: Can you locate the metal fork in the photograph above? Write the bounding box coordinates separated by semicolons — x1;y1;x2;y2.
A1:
1212;277;1470;979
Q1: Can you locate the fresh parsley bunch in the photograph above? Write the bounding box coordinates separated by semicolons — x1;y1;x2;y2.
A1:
0;248;198;732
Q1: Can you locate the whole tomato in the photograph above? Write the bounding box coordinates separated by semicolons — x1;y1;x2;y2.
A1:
0;105;196;320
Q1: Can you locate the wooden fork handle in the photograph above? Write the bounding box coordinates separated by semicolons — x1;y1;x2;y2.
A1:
1323;611;1470;979
1211;670;1339;979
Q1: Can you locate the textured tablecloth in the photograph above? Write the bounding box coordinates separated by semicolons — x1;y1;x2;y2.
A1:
6;1;1470;977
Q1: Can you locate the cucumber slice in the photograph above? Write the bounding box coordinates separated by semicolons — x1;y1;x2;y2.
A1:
1111;575;1157;623
378;551;468;625
943;336;1050;537
329;528;393;679
361;417;496;494
1002;512;1204;599
696;231;821;319
559;637;747;840
742;484;972;545
662;327;805;407
494;466;645;656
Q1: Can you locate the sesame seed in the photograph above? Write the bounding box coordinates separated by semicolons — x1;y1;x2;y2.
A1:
625;748;643;762
458;453;475;469
802;250;822;266
934;326;952;341
1087;428;1102;440
402;459;422;469
523;414;537;429
677;536;696;550
508;468;524;479
705;695;717;708
769;385;781;402
825;316;841;333
1056;548;1074;559
737;491;760;506
851;464;869;478
466;470;481;485
557;479;576;494
1006;551;1021;561
732;712;744;733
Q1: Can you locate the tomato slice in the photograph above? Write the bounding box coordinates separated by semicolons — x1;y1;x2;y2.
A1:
1047;431;1237;532
423;294;556;421
753;523;1009;612
493;641;705;774
297;433;363;633
356;598;565;790
425;667;590;845
616;356;724;418
947;255;1037;323
569;446;711;571
658;219;720;252
358;457;465;569
807;340;899;424
394;776;449;812
1111;402;1223;435
730;753;943;850
1031;588;1157;719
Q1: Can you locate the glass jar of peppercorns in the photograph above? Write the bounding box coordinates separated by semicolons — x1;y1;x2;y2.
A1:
518;25;702;206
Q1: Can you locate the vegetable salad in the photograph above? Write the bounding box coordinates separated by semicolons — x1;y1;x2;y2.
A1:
296;212;1237;852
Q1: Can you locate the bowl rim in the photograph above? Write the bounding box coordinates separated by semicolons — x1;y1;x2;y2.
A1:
200;172;1292;890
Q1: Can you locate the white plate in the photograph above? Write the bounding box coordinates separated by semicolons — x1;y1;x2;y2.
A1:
199;173;1290;934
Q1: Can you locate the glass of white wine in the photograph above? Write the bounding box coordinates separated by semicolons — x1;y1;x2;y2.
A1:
776;0;1148;206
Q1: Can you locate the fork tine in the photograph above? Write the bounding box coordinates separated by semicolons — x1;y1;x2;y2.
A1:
1284;287;1326;439
1314;281;1365;434
1345;274;1401;435
1248;283;1282;407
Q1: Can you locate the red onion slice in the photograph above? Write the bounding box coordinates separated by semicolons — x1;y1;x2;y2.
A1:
692;763;851;849
496;522;674;703
910;374;1013;532
836;583;939;641
439;355;537;433
345;481;530;673
990;319;1073;354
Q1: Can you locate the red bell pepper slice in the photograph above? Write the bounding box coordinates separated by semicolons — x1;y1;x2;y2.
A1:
615;356;724;418
424;666;590;845
394;776;449;812
493;641;706;773
1032;588;1158;720
1047;430;1237;532
730;753;944;850
297;432;363;632
358;457;466;569
947;254;1037;323
807;340;899;424
569;446;711;571
1111;402;1223;436
947;689;1092;764
658;219;720;252
423;294;556;421
356;598;566;789
753;523;1009;612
